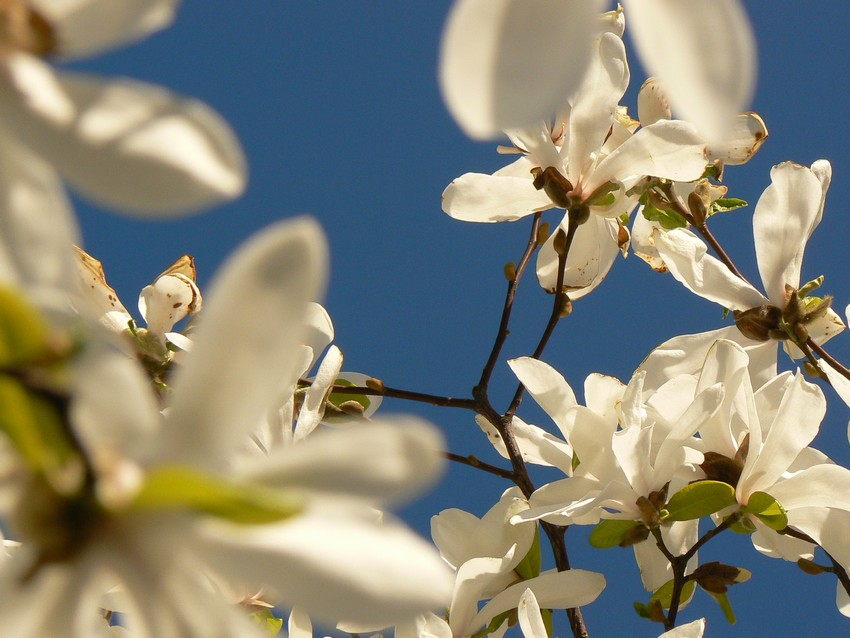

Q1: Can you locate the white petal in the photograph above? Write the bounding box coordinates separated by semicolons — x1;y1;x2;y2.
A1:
477;414;572;470
241;419;445;507
769;465;850;512
0;60;246;216
517;589;547;638
653;227;767;310
536;215;620;298
740;373;825;497
565;32;630;186
33;0;177;60
197;509;454;627
293;345;344;441
706;112;768;165
658;618;706;638
585;120;707;194
160;218;327;470
627;0;755;144
471;569;605;631
753;162;824;304
822;359;850;413
438;0;601;139
508;357;577;431
0;133;79;314
442;172;552;222
637;77;671;127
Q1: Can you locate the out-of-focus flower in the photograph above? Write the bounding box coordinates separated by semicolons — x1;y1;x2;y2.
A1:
439;1;755;144
0;218;454;636
0;0;246;217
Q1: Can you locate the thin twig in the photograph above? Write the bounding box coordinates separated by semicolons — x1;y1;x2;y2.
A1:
444;452;515;480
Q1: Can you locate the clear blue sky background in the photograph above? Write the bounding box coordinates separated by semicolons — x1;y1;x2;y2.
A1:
62;2;850;636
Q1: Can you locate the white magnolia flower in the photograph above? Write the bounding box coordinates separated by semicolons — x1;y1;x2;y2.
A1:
0;0;246;217
0;218;454;636
442;28;707;297
653;160;844;360
440;0;754;144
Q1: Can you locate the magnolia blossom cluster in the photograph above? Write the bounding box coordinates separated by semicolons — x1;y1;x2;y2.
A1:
0;1;849;638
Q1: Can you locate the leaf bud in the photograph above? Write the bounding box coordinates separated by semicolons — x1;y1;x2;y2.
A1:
553;228;569;256
536;222;550;246
557;295;572;318
687;191;707;226
693;561;745;594
365;377;385;393
797;558;829;575
503;262;517;282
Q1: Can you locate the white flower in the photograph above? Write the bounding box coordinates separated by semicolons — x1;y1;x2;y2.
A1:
0;218;454;636
0;0;246;217
653;160;844;359
439;0;754;144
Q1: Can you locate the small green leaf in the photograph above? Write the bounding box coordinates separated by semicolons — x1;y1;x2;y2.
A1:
708;197;748;216
662;480;737;522
641;201;688;230
650;579;696;610
727;514;756;534
515;524;542;579
133;466;302;524
327;378;371;411
708;591;737;624
250;608;283;636
0;285;53;367
633;601;651;619
743;491;788;530
589;519;642;549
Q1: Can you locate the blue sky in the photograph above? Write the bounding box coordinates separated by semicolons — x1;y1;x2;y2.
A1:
64;2;850;635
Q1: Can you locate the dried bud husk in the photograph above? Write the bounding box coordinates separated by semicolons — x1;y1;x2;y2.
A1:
619;523;650;547
733;305;781;342
636;495;661;527
700;452;743;487
647;599;665;623
693;562;744;594
531;166;574;209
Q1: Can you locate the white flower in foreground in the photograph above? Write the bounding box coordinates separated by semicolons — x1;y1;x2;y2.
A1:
0;0;246;216
439;1;754;143
0;218;453;636
653;160;844;360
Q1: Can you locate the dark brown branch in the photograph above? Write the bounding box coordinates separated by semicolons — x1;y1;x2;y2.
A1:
444;452;515;480
327;382;478;410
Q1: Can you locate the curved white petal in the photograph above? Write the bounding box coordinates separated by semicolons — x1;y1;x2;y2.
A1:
706;112;768;166
0;59;246;216
769;464;850;512
627;0;755;144
753;162;824;305
293;345;344;442
659;618;706;638
476;414;572;470
566;32;630;186
442;172;552;222
822;359;850;413
196;509;454;628
653;227;767;310
471;569;605;631
33;0;177;60
241;419;445;507
160;217;327;470
517;589;547;638
740;373;825;498
536;215;620;298
439;0;601;139
586;120;707;194
0;132;79;314
508;357;577;432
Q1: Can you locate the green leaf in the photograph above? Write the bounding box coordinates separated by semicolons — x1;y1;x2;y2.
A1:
250;608;284;636
708;197;748;216
641;201;688;230
0;285;52;367
633;601;651;619
589;519;642;549
708;591;737;624
662;480;737;522
727;514;756;534
743;491;788;530
515;524;542;579
650;578;696;610
133;466;302;524
327;378;371;411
